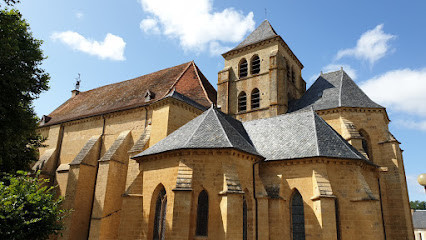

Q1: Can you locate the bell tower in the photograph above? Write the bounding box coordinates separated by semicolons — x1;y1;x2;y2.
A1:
217;20;306;121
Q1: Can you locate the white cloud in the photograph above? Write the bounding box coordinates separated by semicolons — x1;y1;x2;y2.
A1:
51;31;126;61
360;68;426;116
336;24;395;65
395;119;426;131
323;64;357;80
406;175;426;196
140;18;160;34
139;0;255;54
76;11;83;19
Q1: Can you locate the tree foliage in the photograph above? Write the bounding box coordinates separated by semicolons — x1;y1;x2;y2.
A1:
410;200;426;210
0;0;20;7
0;171;67;239
0;9;49;173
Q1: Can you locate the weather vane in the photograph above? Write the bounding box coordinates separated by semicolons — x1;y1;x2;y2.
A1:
75;73;81;91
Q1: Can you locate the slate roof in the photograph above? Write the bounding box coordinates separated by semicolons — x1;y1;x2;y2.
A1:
232;20;278;51
289;69;383;112
242;109;368;161
163;89;207;111
133;106;261;158
413;210;426;229
42;61;216;126
135;106;369;163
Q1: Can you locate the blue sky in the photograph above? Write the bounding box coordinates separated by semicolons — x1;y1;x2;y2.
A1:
12;0;426;201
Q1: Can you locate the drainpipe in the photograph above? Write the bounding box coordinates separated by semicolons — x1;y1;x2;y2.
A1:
378;177;387;240
252;160;261;240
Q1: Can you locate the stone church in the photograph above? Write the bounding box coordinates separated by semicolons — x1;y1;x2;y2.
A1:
35;20;414;239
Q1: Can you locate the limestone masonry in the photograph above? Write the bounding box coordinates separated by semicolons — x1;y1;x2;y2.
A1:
36;20;414;239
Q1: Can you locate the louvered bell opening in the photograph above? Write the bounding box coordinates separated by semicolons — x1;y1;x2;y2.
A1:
251;56;260;74
238;92;247;112
239;60;248;78
251;89;260;109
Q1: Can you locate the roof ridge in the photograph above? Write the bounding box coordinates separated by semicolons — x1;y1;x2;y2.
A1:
217;111;257;150
338;69;343;107
164;61;193;98
192;62;213;105
314;113;364;159
311;109;320;156
80;61;192;95
212;109;233;148
182;107;211;147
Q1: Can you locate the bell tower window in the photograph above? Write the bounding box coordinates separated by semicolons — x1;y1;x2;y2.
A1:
251;55;260;75
238;92;247;112
239;59;248;78
251;88;260;109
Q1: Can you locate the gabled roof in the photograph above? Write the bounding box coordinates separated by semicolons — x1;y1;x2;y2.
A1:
42;61;216;126
289;69;383;112
232;20;278;51
133;106;261;158
413;210;426;229
243;109;369;162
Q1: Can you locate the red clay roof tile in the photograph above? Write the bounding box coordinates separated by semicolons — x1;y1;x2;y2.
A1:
43;61;217;126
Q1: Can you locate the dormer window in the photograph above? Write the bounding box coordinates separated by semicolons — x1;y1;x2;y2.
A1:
145;90;155;102
238;91;247;112
251;88;260;109
251;55;260;75
239;59;248;78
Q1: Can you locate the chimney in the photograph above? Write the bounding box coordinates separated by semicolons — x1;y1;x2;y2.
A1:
71;89;79;98
72;73;81;98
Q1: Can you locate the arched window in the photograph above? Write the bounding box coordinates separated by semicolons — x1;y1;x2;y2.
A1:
196;190;209;236
359;130;372;160
243;195;248;240
251;88;260;109
238;92;247;112
239;59;248;78
153;187;167;240
251;55;260;75
291;190;305;240
335;198;341;240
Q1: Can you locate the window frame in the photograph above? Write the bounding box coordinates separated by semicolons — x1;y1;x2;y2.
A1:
250;55;260;75
238;91;247;112
195;190;209;236
251;88;260;109
239;58;248;78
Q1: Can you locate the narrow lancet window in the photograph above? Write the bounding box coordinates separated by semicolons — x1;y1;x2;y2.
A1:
251;88;260;109
251;55;260;75
287;63;291;81
153;187;167;240
291;67;295;83
196;190;209;236
359;130;372;160
239;59;248;78
291;190;305;240
238;92;247;112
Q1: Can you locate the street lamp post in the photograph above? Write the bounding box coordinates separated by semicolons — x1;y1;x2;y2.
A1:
418;173;426;193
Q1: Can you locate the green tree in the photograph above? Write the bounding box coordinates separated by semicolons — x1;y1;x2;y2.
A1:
0;9;49;173
410;200;426;210
0;171;67;239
